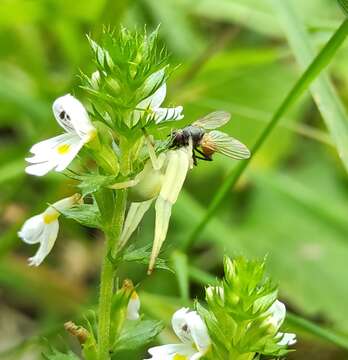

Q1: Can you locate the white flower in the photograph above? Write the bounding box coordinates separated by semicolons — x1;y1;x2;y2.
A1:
267;300;297;346
126;290;141;320
113;142;193;274
18;194;81;266
132;69;183;126
146;308;211;360
25;94;97;176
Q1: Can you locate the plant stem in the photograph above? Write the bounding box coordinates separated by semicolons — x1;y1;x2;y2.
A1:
97;189;127;360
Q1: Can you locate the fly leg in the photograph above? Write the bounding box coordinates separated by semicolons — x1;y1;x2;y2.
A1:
194;147;213;162
192;150;198;166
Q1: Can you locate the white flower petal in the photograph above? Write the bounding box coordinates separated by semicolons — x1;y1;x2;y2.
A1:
278;332;297;346
126;291;141;320
185;311;211;352
129;160;165;202
25;133;83;176
267;300;286;331
51;194;81;212
142;68;166;98
28;221;59;266
28;133;75;157
54;139;84;172
148;197;172;274
18;215;45;244
133;82;169;126
147;343;196;359
138;83;166;111
19;194;80;265
155;106;184;123
148;147;192;274
159;148;191;204
25;161;58;176
171;308;210;353
172;308;194;344
52;94;95;140
119;200;154;249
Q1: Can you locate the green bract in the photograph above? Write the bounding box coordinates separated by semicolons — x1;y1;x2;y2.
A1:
197;256;296;360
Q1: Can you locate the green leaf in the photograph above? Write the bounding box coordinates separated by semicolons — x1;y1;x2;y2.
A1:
42;348;80;360
61;203;102;229
123;244;173;272
111;320;163;353
76;173;118;196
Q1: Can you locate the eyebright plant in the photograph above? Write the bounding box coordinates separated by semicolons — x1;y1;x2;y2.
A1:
18;27;296;359
19;26;193;360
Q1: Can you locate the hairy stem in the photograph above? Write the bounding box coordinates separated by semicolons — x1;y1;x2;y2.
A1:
97;189;127;360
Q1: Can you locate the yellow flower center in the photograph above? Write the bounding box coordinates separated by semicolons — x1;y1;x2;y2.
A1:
85;129;97;142
43;211;59;224
57;143;71;155
173;355;188;360
131;291;139;300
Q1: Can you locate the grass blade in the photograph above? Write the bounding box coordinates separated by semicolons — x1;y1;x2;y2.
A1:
171;251;190;301
286;313;348;351
270;0;348;173
181;18;348;250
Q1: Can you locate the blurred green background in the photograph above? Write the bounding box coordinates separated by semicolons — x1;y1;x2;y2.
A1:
1;0;348;359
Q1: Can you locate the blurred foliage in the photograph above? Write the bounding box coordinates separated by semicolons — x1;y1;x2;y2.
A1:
1;0;348;359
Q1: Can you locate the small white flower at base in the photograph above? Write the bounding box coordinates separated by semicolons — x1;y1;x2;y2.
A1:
18;194;81;266
132;69;183;126
267;300;297;346
126;290;141;320
25;94;97;176
146;307;211;360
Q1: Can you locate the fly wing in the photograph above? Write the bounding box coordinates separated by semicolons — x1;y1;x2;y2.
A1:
193;111;231;130
209;130;250;159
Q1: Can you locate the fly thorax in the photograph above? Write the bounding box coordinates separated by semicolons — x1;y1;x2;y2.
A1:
184;126;204;146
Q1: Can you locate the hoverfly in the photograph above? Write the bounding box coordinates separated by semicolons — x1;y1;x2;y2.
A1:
170;111;250;165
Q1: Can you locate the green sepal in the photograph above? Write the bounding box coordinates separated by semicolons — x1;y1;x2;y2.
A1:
109;280;134;344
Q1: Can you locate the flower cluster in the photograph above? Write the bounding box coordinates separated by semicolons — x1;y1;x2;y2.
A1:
142;256;296;360
198;257;296;359
141;257;296;360
18;28;191;271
